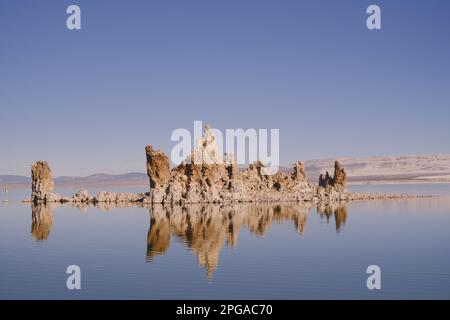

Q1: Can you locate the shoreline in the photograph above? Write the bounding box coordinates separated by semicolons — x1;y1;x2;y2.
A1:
21;189;432;206
4;179;450;190
16;193;434;211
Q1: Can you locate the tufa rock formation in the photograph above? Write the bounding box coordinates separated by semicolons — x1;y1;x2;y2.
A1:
146;145;170;189
318;161;347;190
333;161;347;188
31;161;55;203
144;125;320;204
292;161;306;181
26;125;420;205
141;126;413;204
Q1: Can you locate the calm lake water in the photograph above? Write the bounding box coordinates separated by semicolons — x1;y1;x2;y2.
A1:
1;184;450;299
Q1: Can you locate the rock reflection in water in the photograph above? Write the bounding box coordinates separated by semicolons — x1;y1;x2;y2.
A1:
28;201;348;278
31;202;58;241
316;203;348;232
146;203;347;278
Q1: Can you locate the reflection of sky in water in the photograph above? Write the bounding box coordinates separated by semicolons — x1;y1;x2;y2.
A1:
1;184;450;299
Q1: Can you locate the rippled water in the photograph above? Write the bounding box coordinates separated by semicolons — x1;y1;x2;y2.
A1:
1;184;450;299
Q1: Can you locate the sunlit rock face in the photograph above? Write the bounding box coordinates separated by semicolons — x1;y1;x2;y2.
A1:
192;125;222;165
146;145;171;189
31;161;55;203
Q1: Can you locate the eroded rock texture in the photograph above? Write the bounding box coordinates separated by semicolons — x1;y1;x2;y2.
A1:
146;145;170;188
142;125;353;204
292;161;306;181
27;126;406;205
318;161;347;190
333;161;347;188
31;161;54;203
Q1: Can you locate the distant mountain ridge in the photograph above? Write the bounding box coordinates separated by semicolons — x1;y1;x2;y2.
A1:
1;154;450;188
302;154;450;183
55;172;146;184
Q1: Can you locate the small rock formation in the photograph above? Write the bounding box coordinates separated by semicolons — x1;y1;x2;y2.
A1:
333;161;347;188
292;161;306;181
318;172;331;188
31;161;55;203
318;161;347;190
72;189;91;202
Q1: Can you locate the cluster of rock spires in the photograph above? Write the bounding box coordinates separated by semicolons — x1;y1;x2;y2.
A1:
318;161;347;188
25;125;424;205
144;125;346;204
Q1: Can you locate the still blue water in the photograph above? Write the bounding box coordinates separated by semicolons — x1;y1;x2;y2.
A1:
1;184;449;299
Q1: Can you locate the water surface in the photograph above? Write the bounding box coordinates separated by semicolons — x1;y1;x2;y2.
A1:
1;184;450;299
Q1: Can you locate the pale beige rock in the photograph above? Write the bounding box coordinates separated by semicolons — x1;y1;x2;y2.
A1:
72;189;91;202
31;161;54;203
292;161;306;181
192;124;221;165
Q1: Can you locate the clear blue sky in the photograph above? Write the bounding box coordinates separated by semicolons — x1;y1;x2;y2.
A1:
1;0;450;176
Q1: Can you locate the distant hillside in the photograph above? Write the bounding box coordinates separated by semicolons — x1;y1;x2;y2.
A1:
0;175;31;186
1;154;450;188
302;154;450;183
54;172;147;186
